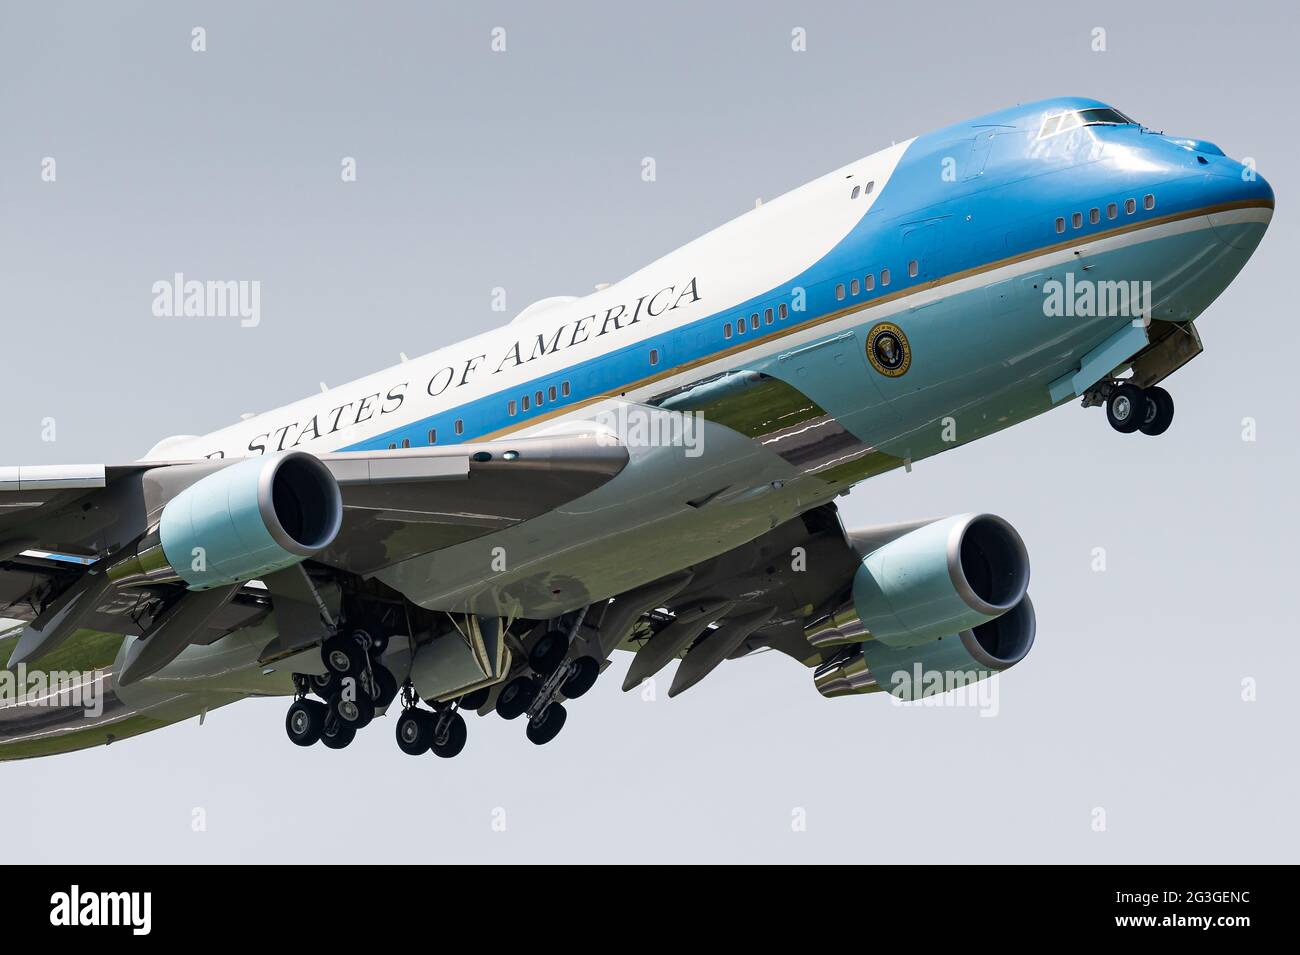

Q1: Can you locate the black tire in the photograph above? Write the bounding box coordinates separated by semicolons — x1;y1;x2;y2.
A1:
430;711;467;758
330;687;375;730
364;665;399;708
321;633;365;676
286;699;327;747
1139;386;1174;436
560;656;600;699
1106;382;1145;434
320;715;357;750
309;670;341;699
395;708;433;755
348;617;390;656
525;703;567;746
496;676;538;720
528;629;568;677
459;686;490;711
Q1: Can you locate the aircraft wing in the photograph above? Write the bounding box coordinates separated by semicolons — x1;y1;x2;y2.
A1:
0;433;629;637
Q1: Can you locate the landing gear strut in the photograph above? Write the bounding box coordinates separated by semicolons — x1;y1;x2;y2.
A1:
393;681;474;759
286;614;397;751
496;606;601;746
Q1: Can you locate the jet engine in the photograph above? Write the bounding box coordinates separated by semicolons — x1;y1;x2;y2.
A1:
806;513;1030;649
806;512;1035;699
108;451;343;590
814;594;1036;699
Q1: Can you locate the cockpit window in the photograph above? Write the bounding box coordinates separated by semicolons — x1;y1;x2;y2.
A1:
1037;107;1137;140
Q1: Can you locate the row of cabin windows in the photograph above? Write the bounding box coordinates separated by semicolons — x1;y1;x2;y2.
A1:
1056;194;1155;234
387;417;463;449
507;380;572;417
723;302;790;340
835;266;896;302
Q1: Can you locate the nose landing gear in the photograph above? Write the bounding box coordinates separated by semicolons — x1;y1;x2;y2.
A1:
1095;380;1175;436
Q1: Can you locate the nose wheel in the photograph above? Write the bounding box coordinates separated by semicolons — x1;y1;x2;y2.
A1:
1103;382;1174;436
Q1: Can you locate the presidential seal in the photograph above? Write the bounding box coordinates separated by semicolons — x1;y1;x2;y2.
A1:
865;322;911;377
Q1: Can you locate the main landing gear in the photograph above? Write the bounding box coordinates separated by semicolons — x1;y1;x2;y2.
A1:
1099;381;1175;436
394;683;481;758
285;617;399;751
496;609;602;747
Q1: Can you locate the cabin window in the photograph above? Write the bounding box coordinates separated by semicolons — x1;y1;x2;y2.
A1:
736;318;745;335
1055;217;1065;234
508;400;517;416
724;323;733;339
880;268;890;286
561;381;571;397
908;260;919;278
849;278;860;295
1143;193;1155;210
535;390;544;405
764;307;773;324
1089;208;1100;224
864;273;875;291
454;419;464;436
1107;202;1118;220
388;443;396;450
649;348;659;366
522;394;530;411
1072;212;1083;229
548;385;557;401
428;429;437;444
835;283;845;301
779;303;788;319
1125;198;1137;214
850;185;860;199
865;181;875;194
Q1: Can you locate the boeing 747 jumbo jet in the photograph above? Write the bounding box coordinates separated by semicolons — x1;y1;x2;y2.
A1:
0;97;1272;759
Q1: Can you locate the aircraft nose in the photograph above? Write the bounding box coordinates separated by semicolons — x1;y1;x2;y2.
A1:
1201;158;1273;250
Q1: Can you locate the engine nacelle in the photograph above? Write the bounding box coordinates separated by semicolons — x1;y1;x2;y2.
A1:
815;594;1036;699
807;513;1030;650
109;451;342;590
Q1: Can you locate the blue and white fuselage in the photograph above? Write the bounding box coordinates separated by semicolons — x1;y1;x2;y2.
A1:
151;96;1273;618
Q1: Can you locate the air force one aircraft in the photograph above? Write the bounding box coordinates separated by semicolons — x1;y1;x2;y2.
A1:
0;97;1272;759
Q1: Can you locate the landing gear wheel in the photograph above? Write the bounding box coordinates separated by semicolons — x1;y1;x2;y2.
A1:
363;665;399;709
459;686;490;711
525;703;567;746
321;633;365;676
286;699;327;747
309;670;341;699
528;629;568;677
560;656;600;699
1139;386;1175;436
348;618;390;657
330;688;375;730
320;715;357;750
395;708;434;755
495;676;538;720
1106;382;1145;434
430;711;467;758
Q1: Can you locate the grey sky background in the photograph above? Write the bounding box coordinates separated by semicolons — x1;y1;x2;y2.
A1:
2;0;1296;863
